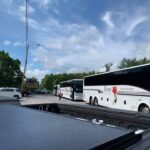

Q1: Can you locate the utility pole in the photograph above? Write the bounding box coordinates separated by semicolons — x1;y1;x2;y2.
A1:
21;0;29;92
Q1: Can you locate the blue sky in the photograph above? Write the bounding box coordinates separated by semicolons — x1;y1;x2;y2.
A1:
0;0;150;80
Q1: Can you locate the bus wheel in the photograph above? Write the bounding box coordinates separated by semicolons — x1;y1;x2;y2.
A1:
139;104;150;113
14;95;19;99
89;97;93;105
93;97;98;106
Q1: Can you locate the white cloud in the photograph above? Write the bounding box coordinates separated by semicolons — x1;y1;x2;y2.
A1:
3;40;11;46
30;20;133;72
1;0;150;77
135;42;150;59
3;1;44;31
31;47;59;69
13;41;23;47
31;22;106;71
29;8;150;74
35;0;50;7
67;67;88;73
18;7;47;31
21;66;49;81
26;69;49;81
102;11;115;28
32;0;58;9
126;16;148;36
17;3;46;31
19;3;35;14
40;0;52;7
28;18;46;31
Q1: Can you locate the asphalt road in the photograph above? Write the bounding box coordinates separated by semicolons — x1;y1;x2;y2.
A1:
20;94;87;106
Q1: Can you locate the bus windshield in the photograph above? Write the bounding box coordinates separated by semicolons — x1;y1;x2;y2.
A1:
74;81;83;93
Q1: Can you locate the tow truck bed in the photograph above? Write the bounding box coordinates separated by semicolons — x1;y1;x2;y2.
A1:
0;104;141;150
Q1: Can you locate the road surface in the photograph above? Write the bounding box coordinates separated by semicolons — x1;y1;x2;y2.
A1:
20;94;87;106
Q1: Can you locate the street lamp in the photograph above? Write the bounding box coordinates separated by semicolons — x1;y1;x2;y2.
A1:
21;0;42;92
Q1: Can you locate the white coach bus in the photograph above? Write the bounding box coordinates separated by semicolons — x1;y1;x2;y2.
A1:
60;79;83;100
83;64;150;113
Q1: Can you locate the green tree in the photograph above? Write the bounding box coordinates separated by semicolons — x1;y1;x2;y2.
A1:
119;57;150;69
104;63;113;72
40;71;96;91
40;74;54;90
0;50;22;87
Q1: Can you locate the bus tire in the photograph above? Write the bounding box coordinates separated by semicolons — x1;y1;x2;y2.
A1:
89;97;93;105
14;95;19;99
93;97;98;106
138;104;150;113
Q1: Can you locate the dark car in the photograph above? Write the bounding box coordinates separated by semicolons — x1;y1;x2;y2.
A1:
21;90;31;97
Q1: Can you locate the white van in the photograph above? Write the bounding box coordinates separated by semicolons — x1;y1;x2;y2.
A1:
0;88;21;99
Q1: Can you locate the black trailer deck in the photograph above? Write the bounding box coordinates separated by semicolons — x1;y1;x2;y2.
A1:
24;102;150;130
0;104;141;150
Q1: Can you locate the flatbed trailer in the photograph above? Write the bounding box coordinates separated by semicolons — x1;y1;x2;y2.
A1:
1;97;150;149
24;102;150;129
0;103;142;150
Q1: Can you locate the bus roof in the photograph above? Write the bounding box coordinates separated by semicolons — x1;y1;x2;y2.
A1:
84;63;150;78
60;79;83;84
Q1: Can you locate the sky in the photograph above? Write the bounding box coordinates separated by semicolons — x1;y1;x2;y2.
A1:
0;0;150;81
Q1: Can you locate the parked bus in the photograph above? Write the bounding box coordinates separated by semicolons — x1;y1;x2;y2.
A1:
60;79;83;100
83;64;150;113
53;84;60;96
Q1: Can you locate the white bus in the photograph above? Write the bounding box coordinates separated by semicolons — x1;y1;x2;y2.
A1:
60;79;83;100
83;64;150;113
53;84;60;96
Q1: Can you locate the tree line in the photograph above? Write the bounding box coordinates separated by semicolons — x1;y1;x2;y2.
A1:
1;50;150;91
40;71;96;91
41;57;150;91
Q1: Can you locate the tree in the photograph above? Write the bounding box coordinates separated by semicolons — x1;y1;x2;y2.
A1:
40;71;96;91
104;63;112;72
40;74;54;90
119;57;150;69
0;50;22;87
